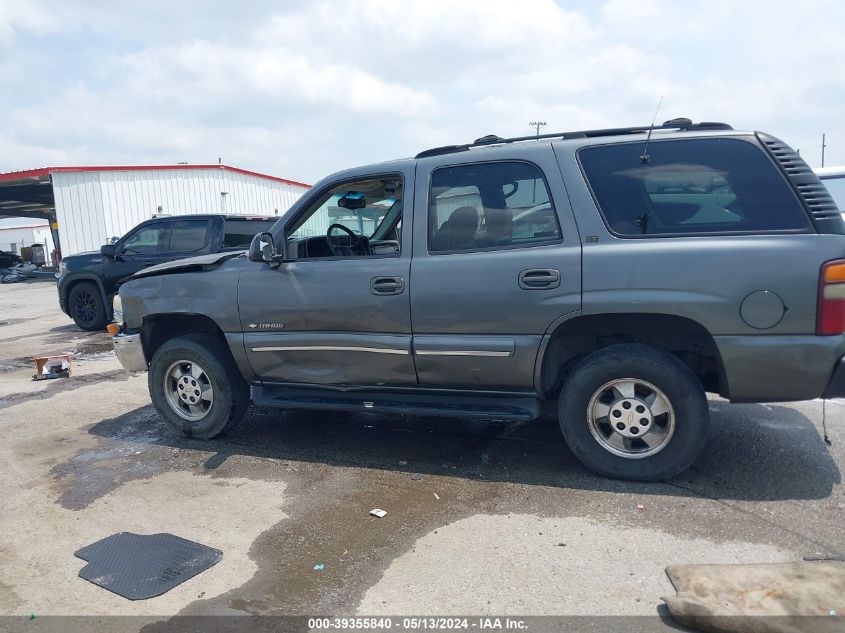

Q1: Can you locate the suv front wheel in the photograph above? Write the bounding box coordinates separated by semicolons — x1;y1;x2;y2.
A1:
558;344;708;481
149;334;250;438
68;281;107;331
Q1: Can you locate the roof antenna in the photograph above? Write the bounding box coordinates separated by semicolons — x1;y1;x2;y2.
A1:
640;95;663;164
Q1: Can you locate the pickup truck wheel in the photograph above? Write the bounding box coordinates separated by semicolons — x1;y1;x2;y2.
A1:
148;334;249;439
68;282;107;331
558;344;708;481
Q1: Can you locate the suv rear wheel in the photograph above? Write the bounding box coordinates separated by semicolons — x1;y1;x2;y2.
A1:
558;344;708;481
149;334;250;438
68;282;107;331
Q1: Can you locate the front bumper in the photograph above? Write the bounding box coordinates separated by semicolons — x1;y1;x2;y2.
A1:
57;283;68;316
113;333;147;372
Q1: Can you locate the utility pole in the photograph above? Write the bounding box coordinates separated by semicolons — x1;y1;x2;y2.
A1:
822;133;827;168
529;121;547;139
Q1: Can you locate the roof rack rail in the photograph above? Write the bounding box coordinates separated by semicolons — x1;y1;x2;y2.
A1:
415;119;733;159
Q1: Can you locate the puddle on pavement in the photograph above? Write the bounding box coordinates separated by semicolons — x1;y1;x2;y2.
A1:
50;406;167;510
0;369;130;407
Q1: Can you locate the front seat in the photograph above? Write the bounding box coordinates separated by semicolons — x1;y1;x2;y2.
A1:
476;207;512;247
432;206;479;251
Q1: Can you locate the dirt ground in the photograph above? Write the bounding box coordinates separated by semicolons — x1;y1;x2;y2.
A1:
1;280;843;627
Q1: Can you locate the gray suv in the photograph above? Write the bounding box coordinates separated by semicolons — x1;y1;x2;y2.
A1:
111;119;845;481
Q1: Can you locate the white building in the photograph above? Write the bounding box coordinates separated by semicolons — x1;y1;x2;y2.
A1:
0;164;310;258
0;217;56;262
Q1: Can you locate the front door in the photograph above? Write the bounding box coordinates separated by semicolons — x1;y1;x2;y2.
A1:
410;148;582;392
106;218;213;291
105;220;173;290
240;167;418;387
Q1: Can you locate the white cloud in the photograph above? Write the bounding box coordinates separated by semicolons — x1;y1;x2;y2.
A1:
0;2;57;44
601;0;666;22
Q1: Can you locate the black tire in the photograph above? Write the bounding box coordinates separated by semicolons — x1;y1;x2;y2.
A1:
558;344;708;481
68;282;107;331
148;334;250;439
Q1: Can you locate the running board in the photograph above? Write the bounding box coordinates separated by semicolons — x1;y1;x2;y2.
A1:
252;386;540;421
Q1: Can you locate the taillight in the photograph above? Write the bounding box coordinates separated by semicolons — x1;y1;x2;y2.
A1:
817;260;845;335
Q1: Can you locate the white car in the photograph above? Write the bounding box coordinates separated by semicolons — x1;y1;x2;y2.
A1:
816;166;845;219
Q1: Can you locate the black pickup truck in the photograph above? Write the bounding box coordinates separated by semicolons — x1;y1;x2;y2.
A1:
58;214;277;330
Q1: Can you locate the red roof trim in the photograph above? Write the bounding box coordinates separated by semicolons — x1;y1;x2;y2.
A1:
0;165;310;188
0;168;52;182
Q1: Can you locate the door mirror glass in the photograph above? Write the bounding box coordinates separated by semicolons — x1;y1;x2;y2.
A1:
100;244;116;258
249;232;276;262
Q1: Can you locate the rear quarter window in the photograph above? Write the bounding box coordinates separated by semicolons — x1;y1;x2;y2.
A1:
821;176;845;212
223;219;276;248
578;138;811;236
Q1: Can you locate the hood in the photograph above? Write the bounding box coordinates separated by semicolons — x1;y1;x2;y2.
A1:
126;251;245;281
62;250;101;262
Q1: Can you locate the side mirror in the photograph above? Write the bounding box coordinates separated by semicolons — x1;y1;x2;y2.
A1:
248;232;276;262
100;244;116;258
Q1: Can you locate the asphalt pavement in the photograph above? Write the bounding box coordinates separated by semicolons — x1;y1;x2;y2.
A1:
1;280;842;627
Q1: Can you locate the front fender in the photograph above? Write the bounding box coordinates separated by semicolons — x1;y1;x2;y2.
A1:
120;267;242;332
59;274;110;316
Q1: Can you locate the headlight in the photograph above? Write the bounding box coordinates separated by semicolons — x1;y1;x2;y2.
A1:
112;295;124;324
58;261;68;278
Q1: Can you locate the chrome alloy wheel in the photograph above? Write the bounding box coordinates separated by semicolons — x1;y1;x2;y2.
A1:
163;360;214;421
586;378;675;459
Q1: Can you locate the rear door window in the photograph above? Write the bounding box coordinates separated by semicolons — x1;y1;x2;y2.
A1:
168;219;210;253
223;219;276;249
578;138;811;236
429;161;561;252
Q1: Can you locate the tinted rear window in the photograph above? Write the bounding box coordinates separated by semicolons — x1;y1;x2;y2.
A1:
223;219;276;248
578;138;811;236
168;219;210;252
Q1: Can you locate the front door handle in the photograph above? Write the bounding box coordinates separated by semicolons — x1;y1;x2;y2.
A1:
518;269;561;289
370;276;406;295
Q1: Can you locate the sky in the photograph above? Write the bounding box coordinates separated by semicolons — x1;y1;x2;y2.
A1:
1;0;843;184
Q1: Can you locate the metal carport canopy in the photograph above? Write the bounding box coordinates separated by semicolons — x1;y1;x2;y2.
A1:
0;168;55;221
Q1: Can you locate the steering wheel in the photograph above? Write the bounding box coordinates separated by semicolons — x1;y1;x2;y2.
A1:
326;223;369;256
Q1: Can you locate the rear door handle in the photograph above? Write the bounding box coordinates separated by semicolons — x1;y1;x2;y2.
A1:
518;269;561;289
370;276;405;295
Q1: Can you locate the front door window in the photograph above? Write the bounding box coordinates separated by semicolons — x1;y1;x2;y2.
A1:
120;224;168;256
286;175;404;259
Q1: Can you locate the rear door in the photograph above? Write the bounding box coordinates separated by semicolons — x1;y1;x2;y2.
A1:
163;218;213;259
410;145;582;392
